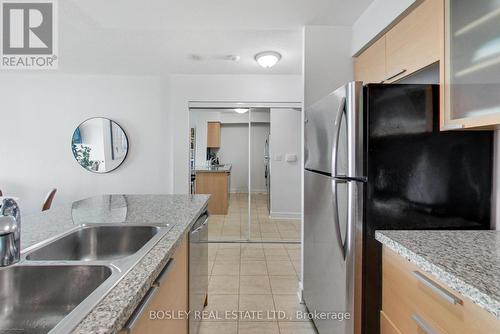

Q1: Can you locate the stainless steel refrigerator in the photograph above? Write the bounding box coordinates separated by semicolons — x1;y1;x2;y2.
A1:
304;82;364;334
303;82;492;334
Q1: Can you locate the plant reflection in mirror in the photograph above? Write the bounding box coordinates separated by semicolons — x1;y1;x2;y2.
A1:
72;144;102;171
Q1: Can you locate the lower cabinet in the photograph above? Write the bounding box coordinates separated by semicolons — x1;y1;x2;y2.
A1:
195;172;229;214
121;234;188;334
381;247;499;334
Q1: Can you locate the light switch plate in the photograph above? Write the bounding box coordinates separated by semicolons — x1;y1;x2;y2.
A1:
285;154;297;162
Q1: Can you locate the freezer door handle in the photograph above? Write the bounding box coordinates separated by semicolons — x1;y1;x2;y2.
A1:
331;97;346;178
332;178;348;260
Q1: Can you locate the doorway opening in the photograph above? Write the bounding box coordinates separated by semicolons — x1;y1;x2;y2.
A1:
189;104;302;243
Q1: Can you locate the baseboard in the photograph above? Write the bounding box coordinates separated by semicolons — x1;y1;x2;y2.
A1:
269;211;301;220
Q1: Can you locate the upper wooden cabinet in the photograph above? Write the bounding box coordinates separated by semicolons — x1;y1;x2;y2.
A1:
442;0;500;129
354;0;443;84
355;0;500;130
354;36;386;84
385;0;443;83
207;121;221;148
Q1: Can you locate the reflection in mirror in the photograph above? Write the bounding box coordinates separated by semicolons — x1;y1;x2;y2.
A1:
190;108;249;241
253;108;302;242
189;107;302;242
71;118;128;173
249;108;271;240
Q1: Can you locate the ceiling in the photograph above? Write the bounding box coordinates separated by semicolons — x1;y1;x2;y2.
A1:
57;0;374;75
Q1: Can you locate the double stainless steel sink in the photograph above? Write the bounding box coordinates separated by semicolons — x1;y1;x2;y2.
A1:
0;224;173;334
26;225;160;261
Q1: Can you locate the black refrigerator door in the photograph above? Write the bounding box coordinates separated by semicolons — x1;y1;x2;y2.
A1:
362;84;493;334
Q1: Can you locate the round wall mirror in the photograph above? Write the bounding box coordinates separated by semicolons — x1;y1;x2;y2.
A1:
71;118;129;173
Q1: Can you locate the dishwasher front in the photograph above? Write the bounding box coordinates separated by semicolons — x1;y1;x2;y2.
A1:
189;210;208;334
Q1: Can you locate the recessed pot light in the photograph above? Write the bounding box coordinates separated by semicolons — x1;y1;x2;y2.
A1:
234;108;248;114
255;51;281;68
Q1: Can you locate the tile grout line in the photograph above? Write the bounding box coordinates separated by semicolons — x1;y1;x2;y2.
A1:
263;243;282;334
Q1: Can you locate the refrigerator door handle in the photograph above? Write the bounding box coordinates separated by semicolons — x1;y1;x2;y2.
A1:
332;177;348;260
331;97;346;178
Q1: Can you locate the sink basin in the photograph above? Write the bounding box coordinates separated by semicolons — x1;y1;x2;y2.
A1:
0;265;111;334
26;225;160;261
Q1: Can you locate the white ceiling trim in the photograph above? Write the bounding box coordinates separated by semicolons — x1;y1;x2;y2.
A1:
189;101;302;109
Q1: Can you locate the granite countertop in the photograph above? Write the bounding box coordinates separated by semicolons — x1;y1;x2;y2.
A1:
21;194;209;334
193;163;232;173
375;230;500;319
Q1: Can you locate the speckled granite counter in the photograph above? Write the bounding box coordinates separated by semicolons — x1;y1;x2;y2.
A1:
21;194;209;334
193;163;232;173
375;230;500;319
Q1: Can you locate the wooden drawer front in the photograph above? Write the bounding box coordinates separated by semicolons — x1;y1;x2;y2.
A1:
121;234;189;334
385;0;443;82
382;247;499;334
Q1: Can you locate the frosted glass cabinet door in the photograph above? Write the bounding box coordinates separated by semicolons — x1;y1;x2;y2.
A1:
444;0;500;129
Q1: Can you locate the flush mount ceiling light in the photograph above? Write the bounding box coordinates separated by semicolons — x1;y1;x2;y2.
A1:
255;51;281;68
234;108;248;114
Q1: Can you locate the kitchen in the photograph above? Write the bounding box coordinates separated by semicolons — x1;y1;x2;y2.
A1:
0;0;499;334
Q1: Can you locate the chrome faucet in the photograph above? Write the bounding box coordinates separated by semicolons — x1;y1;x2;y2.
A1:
0;198;21;266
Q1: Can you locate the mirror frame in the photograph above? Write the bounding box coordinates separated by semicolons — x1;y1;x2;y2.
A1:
71;117;129;174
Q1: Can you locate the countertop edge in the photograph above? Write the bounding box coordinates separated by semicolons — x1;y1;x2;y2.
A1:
193;164;232;173
71;197;209;334
375;231;500;319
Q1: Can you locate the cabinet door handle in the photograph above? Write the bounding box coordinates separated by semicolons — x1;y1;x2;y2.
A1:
411;314;439;334
412;271;463;305
381;69;407;83
122;285;159;333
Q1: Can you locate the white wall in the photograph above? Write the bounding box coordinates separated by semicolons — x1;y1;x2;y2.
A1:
270;109;301;218
217;123;271;194
170;74;303;193
218;124;249;193
303;26;354;108
351;0;417;55
0;74;170;215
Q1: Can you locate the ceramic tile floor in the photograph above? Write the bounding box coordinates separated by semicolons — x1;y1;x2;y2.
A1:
200;242;317;334
208;193;301;242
